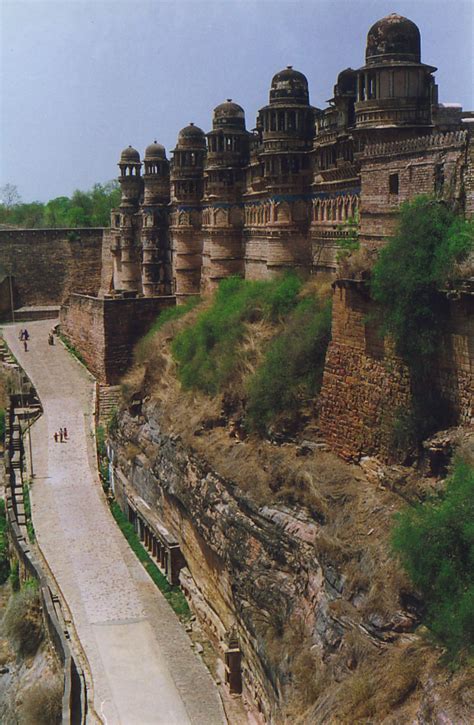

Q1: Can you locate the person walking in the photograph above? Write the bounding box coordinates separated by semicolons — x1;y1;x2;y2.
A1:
24;329;29;341
59;428;63;443
54;432;58;443
64;427;68;440
19;329;24;341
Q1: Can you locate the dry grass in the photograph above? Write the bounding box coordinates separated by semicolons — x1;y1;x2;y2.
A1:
2;585;43;657
20;676;63;724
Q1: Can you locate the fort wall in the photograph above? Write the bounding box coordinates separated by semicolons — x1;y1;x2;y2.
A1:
0;228;103;310
318;281;474;461
60;293;175;384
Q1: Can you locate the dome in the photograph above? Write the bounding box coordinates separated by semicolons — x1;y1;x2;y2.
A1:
212;100;246;130
177;123;206;146
120;145;140;162
366;13;421;64
144;141;166;159
269;66;309;105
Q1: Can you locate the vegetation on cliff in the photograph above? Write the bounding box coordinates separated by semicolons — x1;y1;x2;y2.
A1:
167;275;331;434
392;457;474;660
371;196;474;446
0;181;120;228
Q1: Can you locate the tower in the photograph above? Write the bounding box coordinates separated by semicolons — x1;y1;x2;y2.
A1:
202;101;250;291
354;13;437;137
117;146;143;293
170;123;206;298
250;68;316;276
141;141;171;297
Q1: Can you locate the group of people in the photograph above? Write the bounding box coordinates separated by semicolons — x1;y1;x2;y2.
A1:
53;427;69;443
18;328;30;352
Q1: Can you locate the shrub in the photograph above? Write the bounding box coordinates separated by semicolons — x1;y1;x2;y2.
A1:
0;499;10;584
96;425;106;459
3;583;44;657
172;275;302;395
135;297;201;365
21;678;63;724
371;197;473;442
372;197;473;364
392;458;474;659
245;296;331;432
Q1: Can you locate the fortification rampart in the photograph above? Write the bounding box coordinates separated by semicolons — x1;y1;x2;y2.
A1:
0;228;104;312
60;294;175;384
318;281;473;461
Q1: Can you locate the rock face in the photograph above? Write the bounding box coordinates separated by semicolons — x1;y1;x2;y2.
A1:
109;400;424;722
110;403;320;720
109;399;474;723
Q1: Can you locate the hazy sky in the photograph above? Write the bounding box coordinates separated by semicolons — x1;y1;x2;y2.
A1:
1;0;473;202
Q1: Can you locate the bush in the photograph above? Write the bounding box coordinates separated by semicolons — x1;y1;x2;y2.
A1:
245;296;332;433
135;297;201;365
371;197;473;442
22;678;63;723
392;458;474;659
172;275;302;395
21;678;63;724
3;583;44;657
372;197;473;364
0;499;10;584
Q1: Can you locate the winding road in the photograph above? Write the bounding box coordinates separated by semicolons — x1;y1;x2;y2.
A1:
4;320;225;725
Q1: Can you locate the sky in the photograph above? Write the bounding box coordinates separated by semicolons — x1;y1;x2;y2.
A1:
1;0;473;203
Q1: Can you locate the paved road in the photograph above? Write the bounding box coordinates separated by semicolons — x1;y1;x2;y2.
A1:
4;320;226;725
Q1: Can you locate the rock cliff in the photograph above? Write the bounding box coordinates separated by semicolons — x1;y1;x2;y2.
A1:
109;394;474;723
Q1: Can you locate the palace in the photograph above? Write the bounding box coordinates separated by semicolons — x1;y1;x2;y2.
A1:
58;12;473;385
108;12;473;300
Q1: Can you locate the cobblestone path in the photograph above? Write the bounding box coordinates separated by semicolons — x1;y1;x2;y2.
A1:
4;320;226;725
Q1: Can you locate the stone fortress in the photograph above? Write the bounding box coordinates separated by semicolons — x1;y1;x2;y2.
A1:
59;11;473;393
107;11;473;300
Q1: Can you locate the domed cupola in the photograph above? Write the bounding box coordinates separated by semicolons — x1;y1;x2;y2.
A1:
144;141;166;160
120;145;140;163
177;122;207;148
269;66;309;105
366;13;421;64
118;145;142;208
212;100;246;130
171;123;207;203
354;14;436;131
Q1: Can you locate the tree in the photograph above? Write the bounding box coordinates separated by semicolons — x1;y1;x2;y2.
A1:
0;183;21;209
392;458;474;660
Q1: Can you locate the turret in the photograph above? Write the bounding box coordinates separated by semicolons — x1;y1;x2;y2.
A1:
140;141;172;297
354;13;437;131
170;124;207;298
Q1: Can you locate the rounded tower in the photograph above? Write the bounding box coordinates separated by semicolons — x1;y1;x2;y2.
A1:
202;101;250;290
117;146;142;293
257;67;316;193
354;13;437;132
170;123;207;298
140;142;171;297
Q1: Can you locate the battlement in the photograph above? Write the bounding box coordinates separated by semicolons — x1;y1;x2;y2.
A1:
363;130;468;159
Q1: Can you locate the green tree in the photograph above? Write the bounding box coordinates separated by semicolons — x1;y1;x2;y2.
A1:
371;197;473;443
392;459;474;660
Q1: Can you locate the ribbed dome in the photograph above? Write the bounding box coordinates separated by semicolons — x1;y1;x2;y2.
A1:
212;100;246;130
177;123;206;146
120;145;140;162
366;13;421;64
144;141;166;159
269;66;309;105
